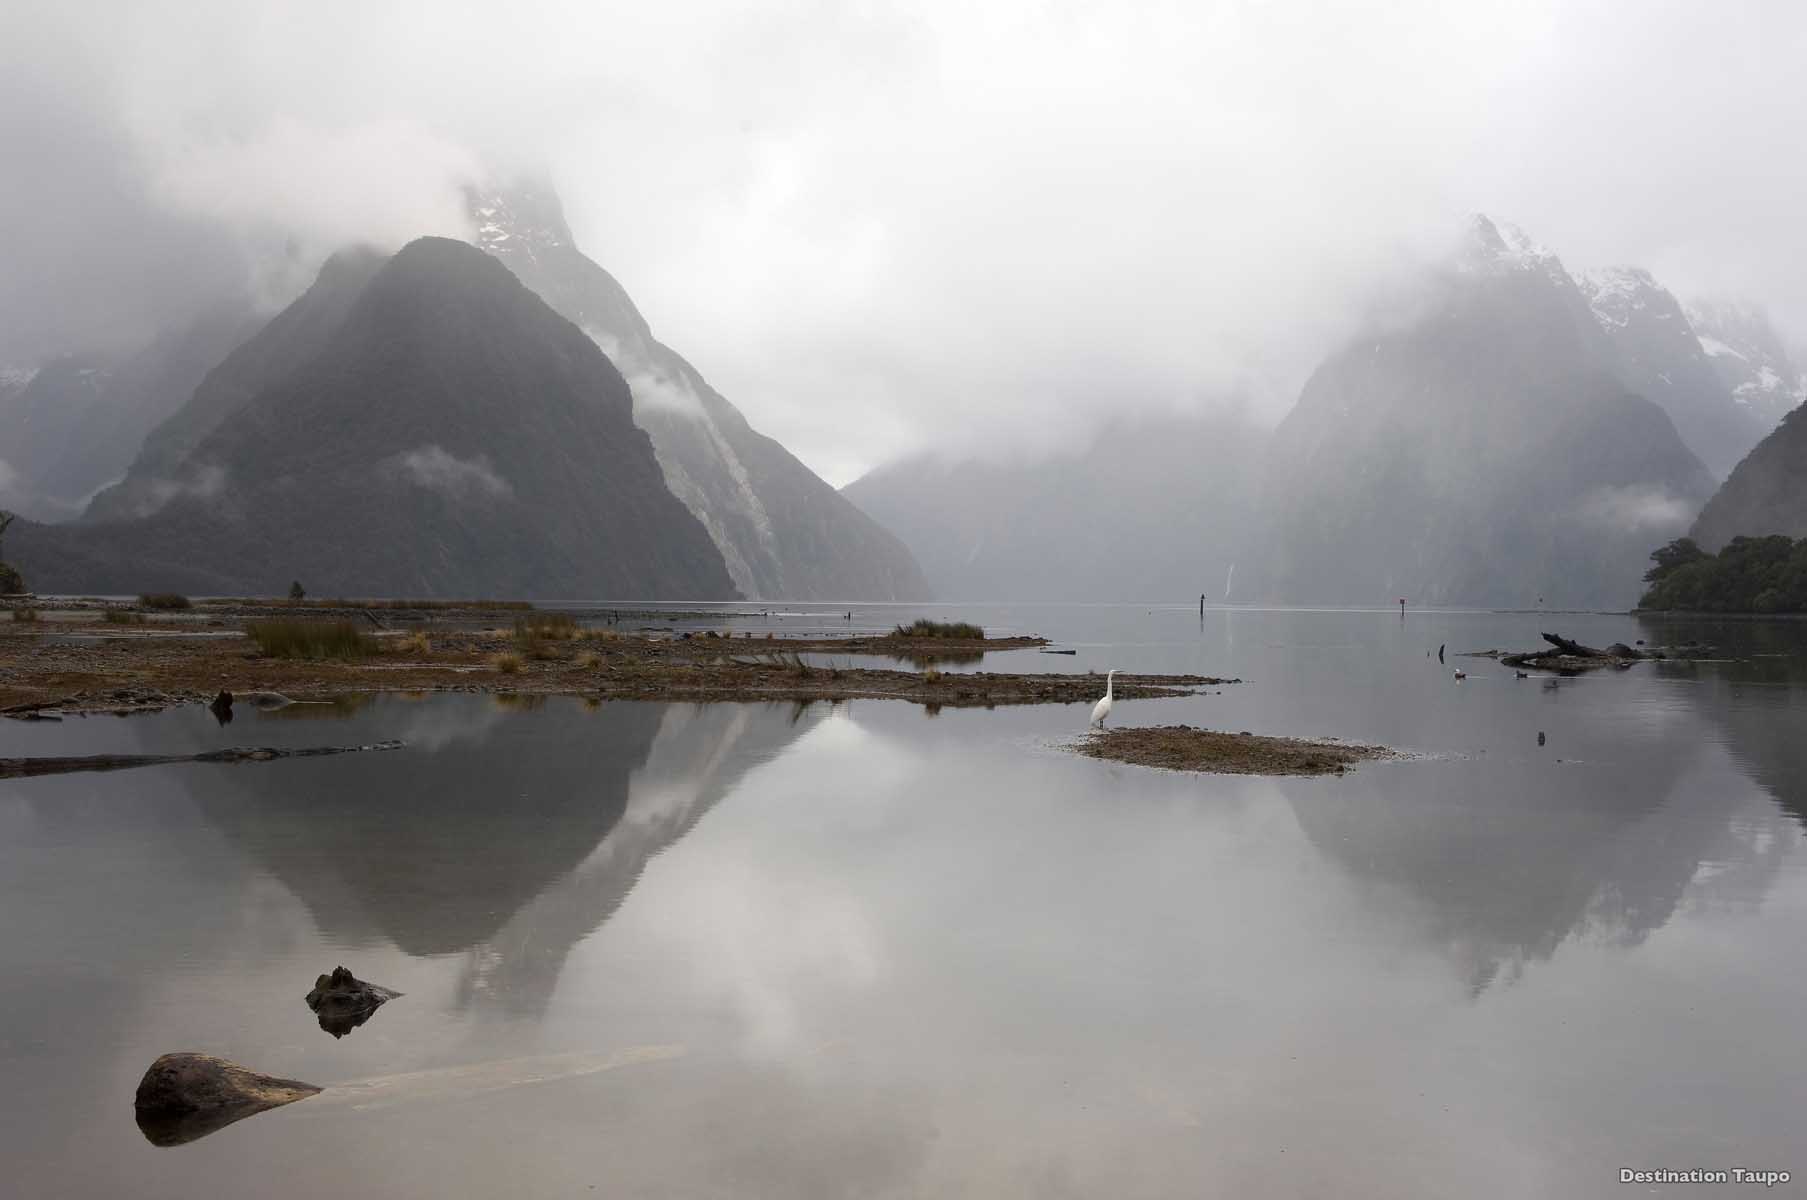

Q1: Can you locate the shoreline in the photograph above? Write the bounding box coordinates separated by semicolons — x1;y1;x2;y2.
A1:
0;613;1234;717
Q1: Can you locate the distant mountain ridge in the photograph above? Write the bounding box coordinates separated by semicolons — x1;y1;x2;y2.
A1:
851;216;1733;609
843;413;1264;601
12;237;735;598
467;178;929;601
1575;266;1782;479
0;309;257;521
1259;215;1715;608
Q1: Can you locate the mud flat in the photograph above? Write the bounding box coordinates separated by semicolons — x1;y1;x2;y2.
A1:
1075;724;1394;776
0;620;1231;716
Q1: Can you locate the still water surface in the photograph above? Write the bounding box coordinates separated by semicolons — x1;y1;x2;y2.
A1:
2;606;1804;1198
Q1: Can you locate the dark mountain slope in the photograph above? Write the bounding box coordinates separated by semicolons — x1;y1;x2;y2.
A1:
84;249;386;522
1688;404;1807;551
12;238;735;599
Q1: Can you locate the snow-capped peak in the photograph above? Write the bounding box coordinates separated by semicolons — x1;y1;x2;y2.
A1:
1458;213;1567;283
1574;265;1663;330
464;177;574;267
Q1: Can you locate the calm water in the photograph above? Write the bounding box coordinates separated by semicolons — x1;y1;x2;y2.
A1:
3;606;1804;1198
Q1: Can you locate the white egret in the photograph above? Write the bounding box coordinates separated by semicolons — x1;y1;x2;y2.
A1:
1090;670;1116;727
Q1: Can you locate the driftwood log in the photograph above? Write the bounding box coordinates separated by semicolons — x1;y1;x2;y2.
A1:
0;740;404;780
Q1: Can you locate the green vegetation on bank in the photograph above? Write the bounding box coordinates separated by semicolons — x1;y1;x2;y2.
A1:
891;619;985;639
1640;536;1807;612
246;619;380;659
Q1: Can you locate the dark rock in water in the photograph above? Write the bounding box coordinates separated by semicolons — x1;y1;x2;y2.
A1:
134;1052;321;1146
1538;731;1547;746
209;690;234;726
306;965;401;1038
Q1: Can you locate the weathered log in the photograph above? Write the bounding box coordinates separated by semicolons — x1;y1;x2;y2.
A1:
1540;632;1607;657
134;1053;321;1146
0;740;404;780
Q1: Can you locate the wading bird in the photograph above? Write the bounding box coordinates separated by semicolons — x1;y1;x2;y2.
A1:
1090;670;1117;727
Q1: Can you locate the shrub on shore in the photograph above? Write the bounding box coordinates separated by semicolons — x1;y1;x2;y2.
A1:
892;618;985;639
246;619;378;659
1641;535;1807;612
492;651;524;674
140;593;192;610
12;606;39;623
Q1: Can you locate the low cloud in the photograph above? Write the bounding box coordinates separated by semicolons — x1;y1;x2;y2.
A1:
137;463;229;517
1576;485;1697;533
392;445;512;501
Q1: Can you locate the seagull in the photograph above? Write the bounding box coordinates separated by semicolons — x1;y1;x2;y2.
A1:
1452;668;1467;681
1090;669;1116;728
1514;669;1529;679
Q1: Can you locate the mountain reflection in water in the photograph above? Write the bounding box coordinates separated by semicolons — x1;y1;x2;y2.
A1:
1;606;1805;1199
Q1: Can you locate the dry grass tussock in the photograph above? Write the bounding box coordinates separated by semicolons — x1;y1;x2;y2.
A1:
246;620;379;660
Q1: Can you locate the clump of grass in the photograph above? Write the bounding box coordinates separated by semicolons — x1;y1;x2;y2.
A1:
104;610;146;625
394;630;432;655
574;651;602;670
922;666;944;683
514;613;579;641
12;607;40;623
892;619;984;640
246;619;379;659
140;593;192;610
580;627;621;642
492;651;524;674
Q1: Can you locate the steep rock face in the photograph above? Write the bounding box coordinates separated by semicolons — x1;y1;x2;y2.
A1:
1688;405;1807;550
843;414;1264;600
468;180;929;601
0;312;258;521
1259;217;1714;609
85;250;386;522
1684;300;1805;432
1577;267;1771;480
12;238;736;599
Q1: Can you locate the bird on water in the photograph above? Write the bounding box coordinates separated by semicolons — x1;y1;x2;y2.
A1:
1091;670;1117;728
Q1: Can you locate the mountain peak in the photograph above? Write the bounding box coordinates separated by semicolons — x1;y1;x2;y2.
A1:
465;176;576;266
1457;213;1572;289
1574;265;1670;330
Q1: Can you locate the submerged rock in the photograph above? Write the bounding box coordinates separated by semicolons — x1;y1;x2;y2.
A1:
134;1052;321;1146
306;965;402;1038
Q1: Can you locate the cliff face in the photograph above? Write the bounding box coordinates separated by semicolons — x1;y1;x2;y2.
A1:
468;180;930;601
14;238;736;599
1688;405;1807;551
1577;267;1773;481
1258;217;1714;609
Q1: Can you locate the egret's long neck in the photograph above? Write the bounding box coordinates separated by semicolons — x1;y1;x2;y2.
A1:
1106;670;1115;699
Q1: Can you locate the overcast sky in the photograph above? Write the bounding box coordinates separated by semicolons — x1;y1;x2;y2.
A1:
5;0;1805;483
